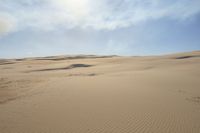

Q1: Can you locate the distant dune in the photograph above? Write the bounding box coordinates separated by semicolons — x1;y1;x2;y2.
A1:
0;51;200;133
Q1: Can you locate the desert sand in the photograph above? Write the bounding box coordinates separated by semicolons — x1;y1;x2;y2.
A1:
0;51;200;133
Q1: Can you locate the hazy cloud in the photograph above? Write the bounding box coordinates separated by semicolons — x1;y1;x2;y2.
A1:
0;0;200;34
0;13;16;36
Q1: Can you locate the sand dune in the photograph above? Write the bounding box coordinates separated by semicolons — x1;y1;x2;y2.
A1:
0;51;200;133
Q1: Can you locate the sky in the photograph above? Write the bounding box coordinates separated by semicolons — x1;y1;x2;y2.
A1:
0;0;200;58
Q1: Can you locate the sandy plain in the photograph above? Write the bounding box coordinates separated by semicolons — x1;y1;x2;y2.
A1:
0;51;200;133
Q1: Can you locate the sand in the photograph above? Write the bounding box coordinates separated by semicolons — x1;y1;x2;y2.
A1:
0;51;200;133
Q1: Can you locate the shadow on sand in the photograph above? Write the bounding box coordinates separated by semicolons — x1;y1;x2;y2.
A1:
33;55;117;61
174;55;200;59
0;62;15;65
29;64;94;72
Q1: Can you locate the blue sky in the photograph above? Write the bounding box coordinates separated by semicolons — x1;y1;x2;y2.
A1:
0;0;200;58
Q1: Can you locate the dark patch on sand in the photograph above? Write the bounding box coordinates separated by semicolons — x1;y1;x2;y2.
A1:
28;64;94;72
0;96;22;104
15;59;27;61
68;73;97;77
33;55;117;61
0;62;15;65
174;55;200;60
186;96;200;104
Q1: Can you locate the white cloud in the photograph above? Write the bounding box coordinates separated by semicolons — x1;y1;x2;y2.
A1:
0;0;200;34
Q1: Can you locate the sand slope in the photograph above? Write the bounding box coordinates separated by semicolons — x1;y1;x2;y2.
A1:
0;51;200;133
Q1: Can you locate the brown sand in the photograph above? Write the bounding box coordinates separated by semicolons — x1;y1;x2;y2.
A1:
0;51;200;133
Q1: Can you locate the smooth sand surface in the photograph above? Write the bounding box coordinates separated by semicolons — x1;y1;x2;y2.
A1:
0;51;200;133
